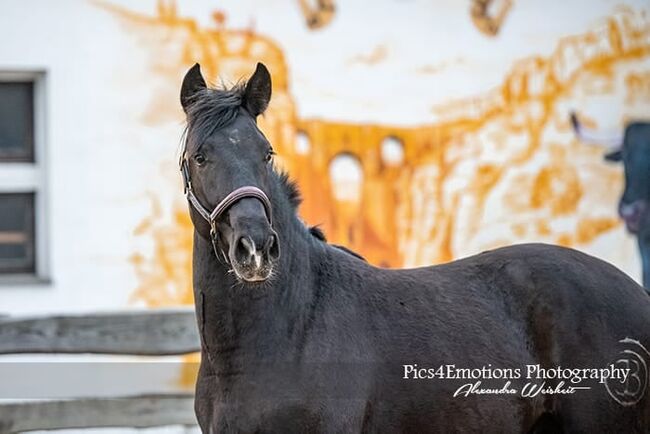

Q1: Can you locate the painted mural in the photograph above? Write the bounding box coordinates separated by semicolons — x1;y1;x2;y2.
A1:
94;1;650;307
470;0;514;36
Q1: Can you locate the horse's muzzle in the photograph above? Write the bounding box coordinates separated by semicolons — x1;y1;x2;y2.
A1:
229;230;280;282
619;200;648;234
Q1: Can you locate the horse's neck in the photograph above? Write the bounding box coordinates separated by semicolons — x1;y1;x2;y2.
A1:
192;208;317;359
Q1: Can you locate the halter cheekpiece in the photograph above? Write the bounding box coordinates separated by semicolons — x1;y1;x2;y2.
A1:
180;151;273;264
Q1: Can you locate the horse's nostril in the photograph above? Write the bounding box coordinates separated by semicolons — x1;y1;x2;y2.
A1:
265;233;280;260
234;236;255;264
233;233;278;268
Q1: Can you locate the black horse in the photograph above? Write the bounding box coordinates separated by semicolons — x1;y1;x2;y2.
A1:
180;63;650;433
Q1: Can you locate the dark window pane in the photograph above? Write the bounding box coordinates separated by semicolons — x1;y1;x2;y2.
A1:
0;193;35;274
0;82;34;162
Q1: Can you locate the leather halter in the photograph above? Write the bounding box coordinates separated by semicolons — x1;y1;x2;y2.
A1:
180;154;273;264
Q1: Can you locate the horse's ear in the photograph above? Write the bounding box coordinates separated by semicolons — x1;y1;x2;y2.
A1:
604;148;623;162
181;63;206;113
243;63;272;117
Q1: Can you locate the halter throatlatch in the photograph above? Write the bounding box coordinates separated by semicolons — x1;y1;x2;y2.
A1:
180;154;273;264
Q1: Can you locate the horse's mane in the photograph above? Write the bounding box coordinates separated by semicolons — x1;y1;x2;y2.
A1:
276;170;302;209
309;226;367;261
184;81;365;262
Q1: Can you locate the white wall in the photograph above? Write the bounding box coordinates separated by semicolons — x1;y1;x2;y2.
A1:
0;0;647;309
0;0;181;313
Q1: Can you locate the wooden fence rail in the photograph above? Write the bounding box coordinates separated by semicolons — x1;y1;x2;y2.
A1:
0;309;201;433
0;394;196;433
0;309;201;355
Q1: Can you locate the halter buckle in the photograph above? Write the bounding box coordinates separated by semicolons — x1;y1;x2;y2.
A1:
209;223;230;265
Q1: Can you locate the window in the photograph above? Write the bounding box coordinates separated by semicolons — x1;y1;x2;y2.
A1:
0;72;48;281
0;82;34;162
0;193;35;273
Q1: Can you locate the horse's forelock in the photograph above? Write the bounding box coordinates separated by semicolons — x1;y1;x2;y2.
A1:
185;83;247;151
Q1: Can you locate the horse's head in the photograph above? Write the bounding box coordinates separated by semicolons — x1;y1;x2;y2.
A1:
180;63;280;282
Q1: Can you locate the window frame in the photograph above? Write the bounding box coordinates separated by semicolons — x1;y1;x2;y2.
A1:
0;70;49;284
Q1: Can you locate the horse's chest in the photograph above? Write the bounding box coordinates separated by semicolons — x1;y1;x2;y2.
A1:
196;368;330;434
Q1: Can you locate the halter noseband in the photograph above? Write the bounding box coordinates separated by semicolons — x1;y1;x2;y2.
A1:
180;154;273;264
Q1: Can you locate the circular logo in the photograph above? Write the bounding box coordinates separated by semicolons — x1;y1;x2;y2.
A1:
605;338;649;406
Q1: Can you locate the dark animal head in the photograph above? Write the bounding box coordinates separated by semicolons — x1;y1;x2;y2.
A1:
617;123;650;234
571;112;650;234
180;63;280;282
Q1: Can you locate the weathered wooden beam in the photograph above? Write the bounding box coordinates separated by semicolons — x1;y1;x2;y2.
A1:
0;394;197;433
0;310;200;355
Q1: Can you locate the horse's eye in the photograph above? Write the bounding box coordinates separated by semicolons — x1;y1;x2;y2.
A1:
194;154;206;165
265;149;275;163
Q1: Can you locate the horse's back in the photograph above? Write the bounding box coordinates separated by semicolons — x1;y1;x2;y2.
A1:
459;243;650;334
406;242;650;333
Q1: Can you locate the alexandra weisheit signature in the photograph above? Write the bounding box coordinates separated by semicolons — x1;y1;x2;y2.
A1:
452;380;590;398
